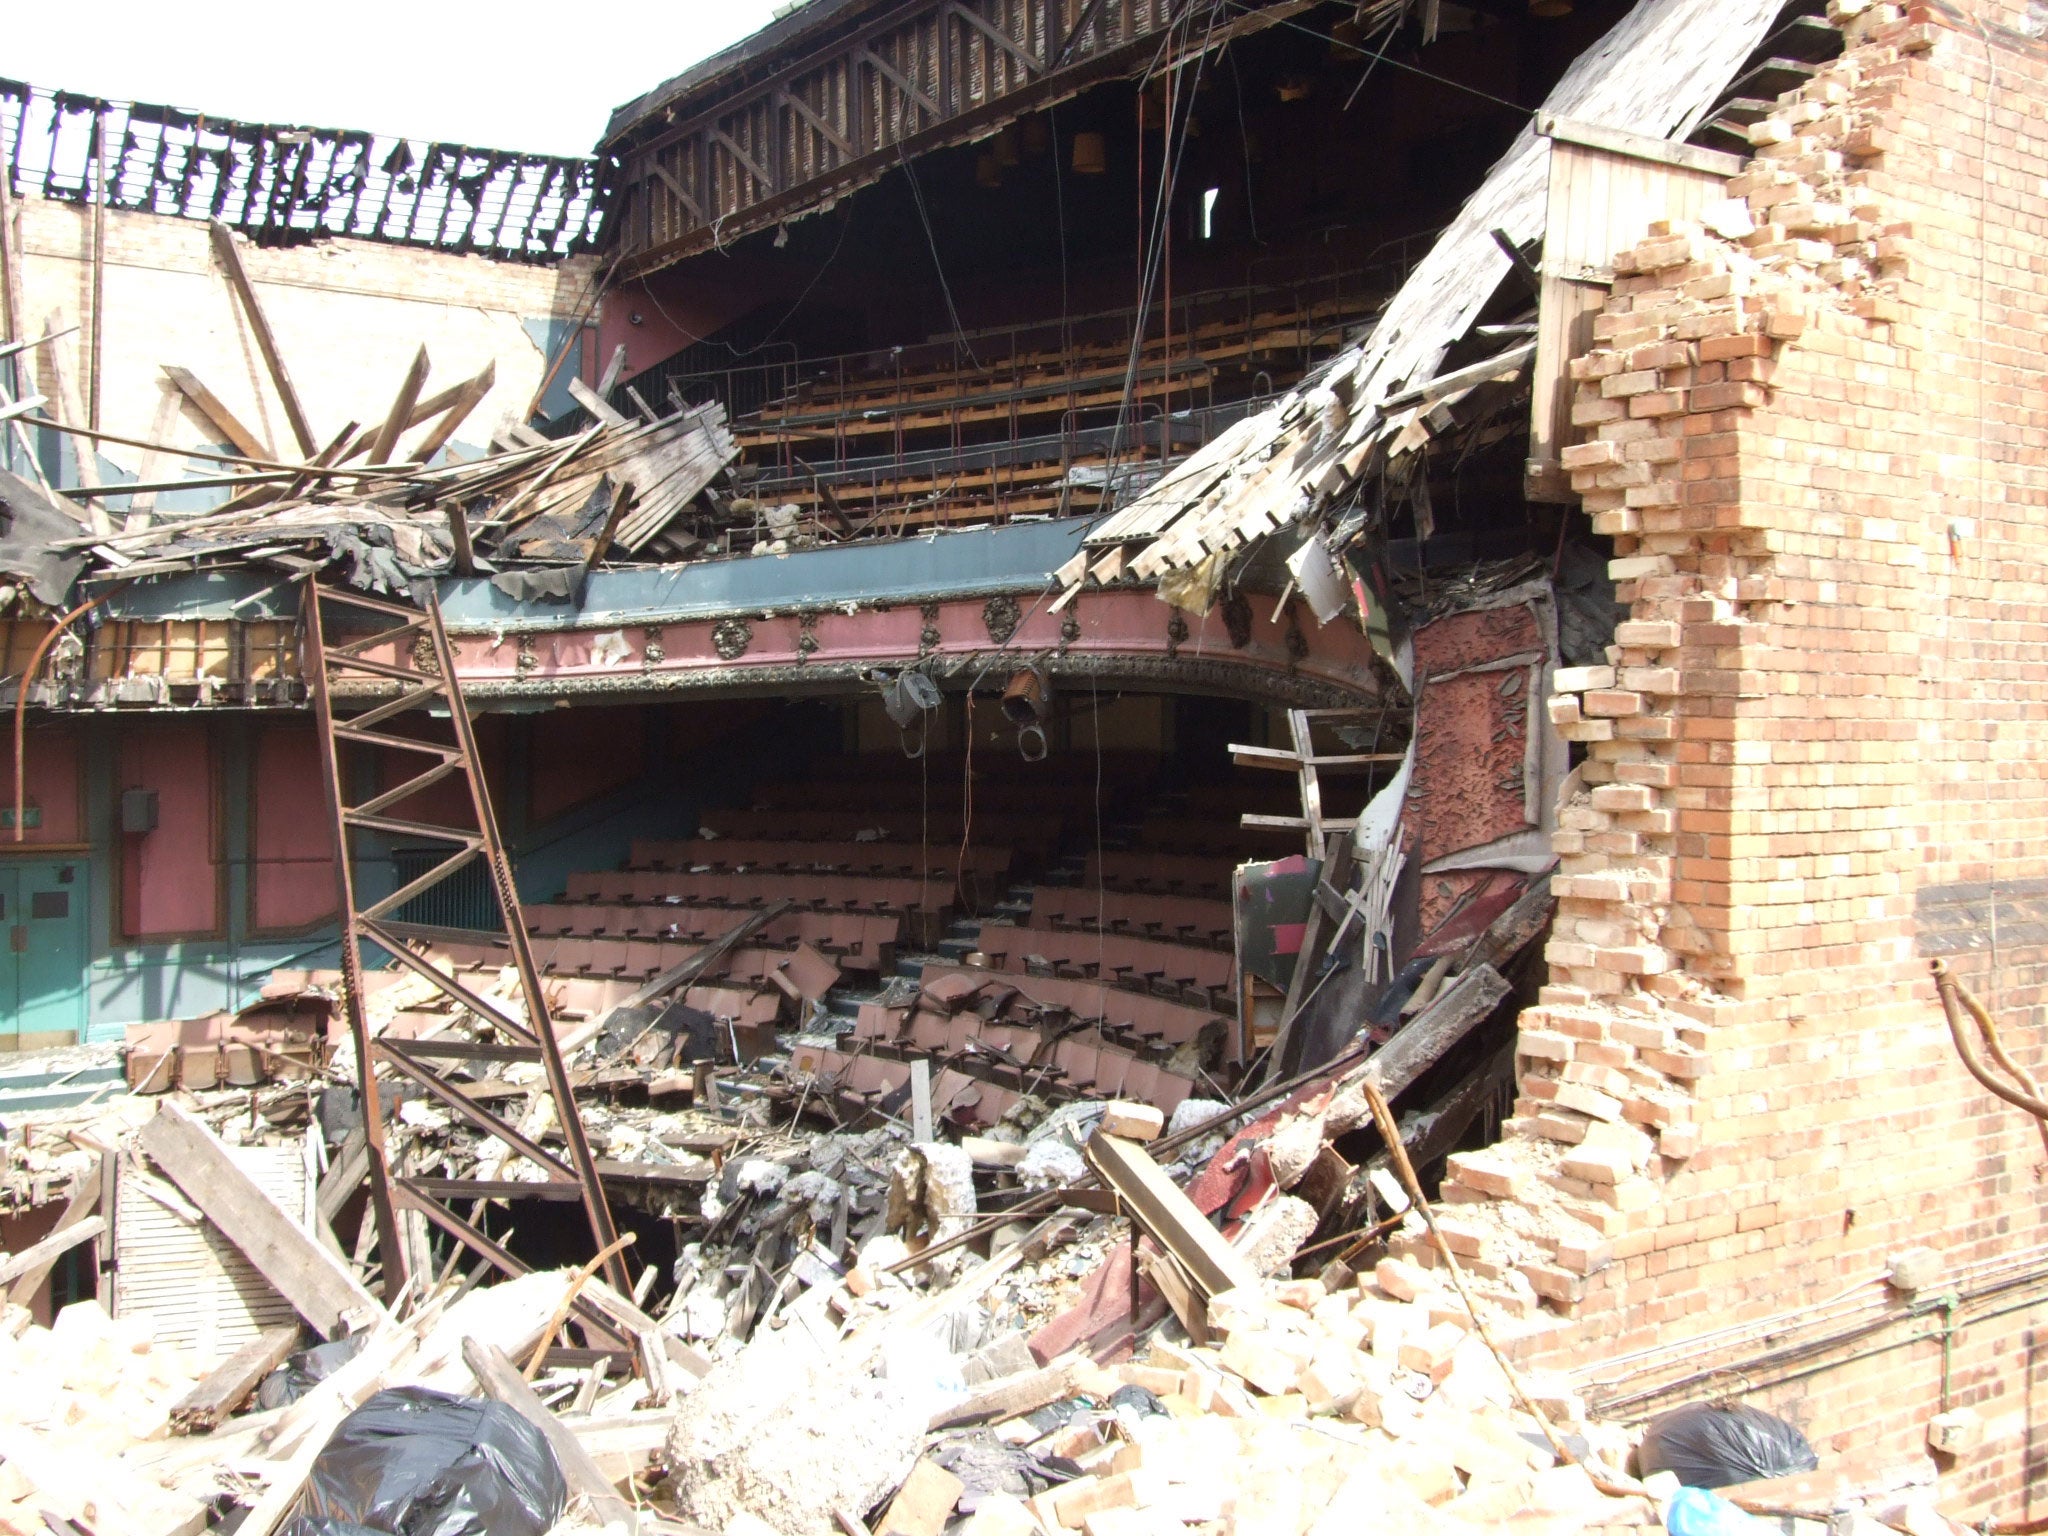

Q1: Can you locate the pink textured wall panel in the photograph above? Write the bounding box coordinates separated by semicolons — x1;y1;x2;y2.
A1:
251;725;338;932
120;723;219;939
531;706;645;827
0;726;81;844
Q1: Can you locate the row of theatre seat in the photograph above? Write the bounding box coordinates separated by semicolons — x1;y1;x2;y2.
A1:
518;760;1276;1117
794;960;1219;1129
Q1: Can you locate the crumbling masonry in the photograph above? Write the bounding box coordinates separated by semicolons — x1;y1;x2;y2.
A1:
1411;0;2048;1509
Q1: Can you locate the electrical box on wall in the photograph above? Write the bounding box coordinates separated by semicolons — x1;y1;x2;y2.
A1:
120;787;159;834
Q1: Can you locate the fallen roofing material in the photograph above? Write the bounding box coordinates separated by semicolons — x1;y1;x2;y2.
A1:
38;392;737;595
1073;0;1786;591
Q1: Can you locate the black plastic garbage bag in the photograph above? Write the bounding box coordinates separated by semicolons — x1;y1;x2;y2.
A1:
277;1386;567;1536
1635;1402;1818;1489
259;1335;369;1410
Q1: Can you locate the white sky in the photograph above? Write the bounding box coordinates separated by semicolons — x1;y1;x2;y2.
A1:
3;0;793;157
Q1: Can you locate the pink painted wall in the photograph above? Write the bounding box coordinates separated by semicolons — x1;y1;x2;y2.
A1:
0;726;81;844
595;262;795;382
119;724;220;939
375;714;511;829
251;725;338;933
530;706;645;826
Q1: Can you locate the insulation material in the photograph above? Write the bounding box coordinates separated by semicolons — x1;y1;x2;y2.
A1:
113;1145;304;1368
1285;535;1351;625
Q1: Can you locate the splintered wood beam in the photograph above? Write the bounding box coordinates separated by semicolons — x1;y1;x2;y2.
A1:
597;342;629;397
0;1213;104;1286
928;1357;1083;1431
1457;872;1554;974
1083;1132;1260;1299
1363;962;1511;1099
367;345;430;466
162;365;273;461
208;219;318;456
37;318;111;535
410;360;496;464
1230;743;1405;771
167;1324;300;1433
580;481;636;578
569;375;631;428
137;1100;386;1336
6;1172;101;1304
447;501;477;576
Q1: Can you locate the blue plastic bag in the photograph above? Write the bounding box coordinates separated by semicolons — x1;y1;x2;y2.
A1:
1666;1486;1774;1536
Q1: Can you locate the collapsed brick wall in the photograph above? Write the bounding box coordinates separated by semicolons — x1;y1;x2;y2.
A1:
1401;0;2048;1514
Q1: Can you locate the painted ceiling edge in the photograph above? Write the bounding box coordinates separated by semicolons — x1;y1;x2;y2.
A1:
1079;0;1787;581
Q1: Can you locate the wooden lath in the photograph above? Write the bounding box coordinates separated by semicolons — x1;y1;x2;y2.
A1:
300;579;631;1328
1231;707;1402;862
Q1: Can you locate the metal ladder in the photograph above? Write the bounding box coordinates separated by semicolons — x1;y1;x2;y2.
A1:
301;579;632;1313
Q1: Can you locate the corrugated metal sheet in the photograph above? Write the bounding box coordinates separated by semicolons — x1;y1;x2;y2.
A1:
113;1146;306;1369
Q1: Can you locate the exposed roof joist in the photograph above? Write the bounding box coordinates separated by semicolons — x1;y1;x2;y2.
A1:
603;0;1319;279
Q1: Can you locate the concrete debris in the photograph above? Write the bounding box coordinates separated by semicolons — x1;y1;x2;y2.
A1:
663;1335;927;1535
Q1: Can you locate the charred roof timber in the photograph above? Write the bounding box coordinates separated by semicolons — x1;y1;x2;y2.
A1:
0;78;610;262
599;0;1326;278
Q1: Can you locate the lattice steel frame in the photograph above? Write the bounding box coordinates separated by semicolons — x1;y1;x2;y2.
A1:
302;580;631;1312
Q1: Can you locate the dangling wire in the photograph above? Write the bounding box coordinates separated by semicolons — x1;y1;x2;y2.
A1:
1095;0;1227;520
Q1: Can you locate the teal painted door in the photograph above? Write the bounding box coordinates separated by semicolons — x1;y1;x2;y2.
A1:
0;861;87;1044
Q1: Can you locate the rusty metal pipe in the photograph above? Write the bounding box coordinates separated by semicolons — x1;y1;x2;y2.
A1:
1930;959;2048;1152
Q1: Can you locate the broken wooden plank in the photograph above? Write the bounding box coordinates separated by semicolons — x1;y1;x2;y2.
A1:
168;1323;300;1433
876;1457;965;1536
208;220;317;456
927;1356;1083;1430
1134;1243;1209;1346
1083;1133;1259;1299
569;375;631;429
569;1407;674;1479
447;500;477;576
579;478;637;579
315;1124;369;1230
1365;963;1511;1098
1457;871;1554;973
161;365;273;461
6;1172;100;1305
366;345;430;466
1239;814;1358;832
0;1213;103;1287
463;1337;639;1532
36;317;110;535
1229;744;1405;771
137;1101;385;1337
410;360;496;465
